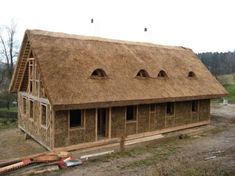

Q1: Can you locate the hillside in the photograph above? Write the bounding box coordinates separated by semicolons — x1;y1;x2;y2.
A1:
197;51;235;76
216;74;235;85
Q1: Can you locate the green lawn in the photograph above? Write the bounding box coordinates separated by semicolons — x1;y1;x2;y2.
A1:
224;84;235;103
0;106;18;112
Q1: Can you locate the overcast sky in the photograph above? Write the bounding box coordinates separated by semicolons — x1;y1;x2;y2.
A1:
0;0;234;53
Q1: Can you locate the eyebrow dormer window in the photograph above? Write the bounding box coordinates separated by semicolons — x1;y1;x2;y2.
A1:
188;71;196;78
157;70;167;78
136;69;150;78
91;68;107;79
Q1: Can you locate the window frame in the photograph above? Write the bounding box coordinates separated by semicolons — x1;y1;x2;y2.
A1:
126;105;137;121
40;103;47;128
150;104;156;113
136;69;150;78
192;100;199;113
69;109;84;128
157;70;168;78
90;68;107;79
22;97;27;115
188;71;196;78
29;100;34;120
166;102;174;116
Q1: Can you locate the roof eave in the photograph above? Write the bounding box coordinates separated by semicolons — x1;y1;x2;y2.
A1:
52;93;228;111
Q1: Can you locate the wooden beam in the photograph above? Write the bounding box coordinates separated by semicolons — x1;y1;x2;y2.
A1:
136;105;138;134
108;107;111;139
95;108;97;141
80;150;114;160
54;138;119;152
21;92;49;104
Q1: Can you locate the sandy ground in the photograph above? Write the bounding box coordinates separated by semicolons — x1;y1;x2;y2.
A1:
0;104;234;175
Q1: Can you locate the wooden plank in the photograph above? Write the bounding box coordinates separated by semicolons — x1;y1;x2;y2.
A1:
54;138;119;152
80;150;114;160
125;134;163;146
126;120;210;141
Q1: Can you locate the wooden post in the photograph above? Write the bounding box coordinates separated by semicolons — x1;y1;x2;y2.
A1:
120;136;125;152
108;107;111;139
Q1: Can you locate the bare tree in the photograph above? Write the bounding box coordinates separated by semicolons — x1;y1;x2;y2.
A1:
0;20;19;78
0;20;19;109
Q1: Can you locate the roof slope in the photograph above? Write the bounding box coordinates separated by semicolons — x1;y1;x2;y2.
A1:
10;30;227;109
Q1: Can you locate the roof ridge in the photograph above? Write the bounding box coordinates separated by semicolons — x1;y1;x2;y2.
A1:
27;29;191;51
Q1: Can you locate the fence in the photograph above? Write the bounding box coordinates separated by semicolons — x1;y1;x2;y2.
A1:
0;99;18;119
0;111;17;119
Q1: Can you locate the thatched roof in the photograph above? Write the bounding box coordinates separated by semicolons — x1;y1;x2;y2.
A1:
10;30;227;110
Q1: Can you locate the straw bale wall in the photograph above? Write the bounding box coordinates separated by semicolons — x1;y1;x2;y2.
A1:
126;122;137;135
111;107;125;138
137;104;150;133
84;109;96;142
53;99;210;148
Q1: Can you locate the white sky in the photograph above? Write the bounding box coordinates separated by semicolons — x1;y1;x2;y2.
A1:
0;0;235;53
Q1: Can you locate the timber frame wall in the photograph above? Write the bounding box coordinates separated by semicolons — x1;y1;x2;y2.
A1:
18;58;53;150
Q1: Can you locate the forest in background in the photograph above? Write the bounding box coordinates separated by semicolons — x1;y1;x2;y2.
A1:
197;51;235;76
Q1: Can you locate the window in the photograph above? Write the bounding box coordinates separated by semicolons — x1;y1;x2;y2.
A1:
23;98;26;114
166;102;174;115
188;71;196;78
150;104;156;112
136;69;150;78
158;70;167;78
126;106;136;121
29;81;33;93
70;110;83;128
29;100;34;119
91;69;107;78
192;100;198;112
41;104;47;126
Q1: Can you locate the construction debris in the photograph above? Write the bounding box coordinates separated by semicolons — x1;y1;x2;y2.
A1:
58;156;82;168
0;151;82;175
80;150;114;161
205;156;216;160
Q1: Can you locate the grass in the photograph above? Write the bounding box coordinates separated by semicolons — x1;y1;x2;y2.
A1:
88;140;182;169
0;118;17;130
0;107;17;129
212;84;235;104
224;84;235;103
0;106;18;112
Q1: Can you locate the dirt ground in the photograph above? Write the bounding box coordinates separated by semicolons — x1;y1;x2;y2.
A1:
0;128;46;160
0;104;234;176
54;104;235;176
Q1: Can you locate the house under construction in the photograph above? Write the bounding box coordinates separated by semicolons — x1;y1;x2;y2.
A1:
9;30;227;150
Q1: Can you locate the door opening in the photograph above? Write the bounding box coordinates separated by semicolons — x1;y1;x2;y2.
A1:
97;108;109;140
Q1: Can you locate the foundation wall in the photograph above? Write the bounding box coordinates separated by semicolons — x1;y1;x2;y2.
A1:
53;99;210;148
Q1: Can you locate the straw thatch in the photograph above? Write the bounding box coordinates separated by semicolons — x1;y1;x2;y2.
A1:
10;30;227;109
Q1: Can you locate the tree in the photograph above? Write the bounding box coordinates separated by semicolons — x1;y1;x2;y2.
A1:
0;20;19;79
0;20;19;109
